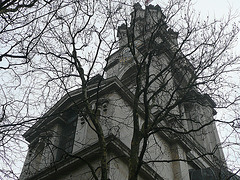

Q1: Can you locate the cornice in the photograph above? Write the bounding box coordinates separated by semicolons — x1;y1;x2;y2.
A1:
25;135;164;180
23;76;142;141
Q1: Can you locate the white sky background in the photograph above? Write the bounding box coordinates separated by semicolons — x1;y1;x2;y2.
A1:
194;0;240;47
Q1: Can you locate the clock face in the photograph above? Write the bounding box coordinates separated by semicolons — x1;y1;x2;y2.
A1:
119;47;132;63
119;40;143;63
134;40;143;48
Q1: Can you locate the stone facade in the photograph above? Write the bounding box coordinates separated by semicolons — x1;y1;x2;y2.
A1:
20;3;232;180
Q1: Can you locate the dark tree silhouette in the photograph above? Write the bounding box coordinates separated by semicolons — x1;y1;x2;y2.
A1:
0;1;240;179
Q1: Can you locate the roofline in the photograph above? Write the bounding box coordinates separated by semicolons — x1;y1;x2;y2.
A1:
23;76;139;139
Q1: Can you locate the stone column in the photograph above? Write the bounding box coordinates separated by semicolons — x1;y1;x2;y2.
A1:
171;144;190;180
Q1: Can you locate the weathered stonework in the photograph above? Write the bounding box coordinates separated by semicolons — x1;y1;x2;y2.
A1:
20;3;232;180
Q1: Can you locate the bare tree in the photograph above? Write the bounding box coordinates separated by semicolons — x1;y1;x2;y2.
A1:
0;0;71;179
0;0;240;180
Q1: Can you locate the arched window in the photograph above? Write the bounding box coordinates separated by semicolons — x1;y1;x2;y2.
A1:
121;65;137;88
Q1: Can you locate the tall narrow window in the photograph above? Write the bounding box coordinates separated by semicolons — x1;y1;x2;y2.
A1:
56;110;78;161
72;115;88;152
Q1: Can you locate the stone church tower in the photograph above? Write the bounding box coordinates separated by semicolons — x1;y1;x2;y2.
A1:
20;3;235;180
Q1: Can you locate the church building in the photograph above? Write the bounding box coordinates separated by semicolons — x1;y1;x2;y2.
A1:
20;3;236;180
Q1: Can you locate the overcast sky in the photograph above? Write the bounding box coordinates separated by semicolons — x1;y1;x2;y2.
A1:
150;0;240;49
195;0;239;16
192;0;240;49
